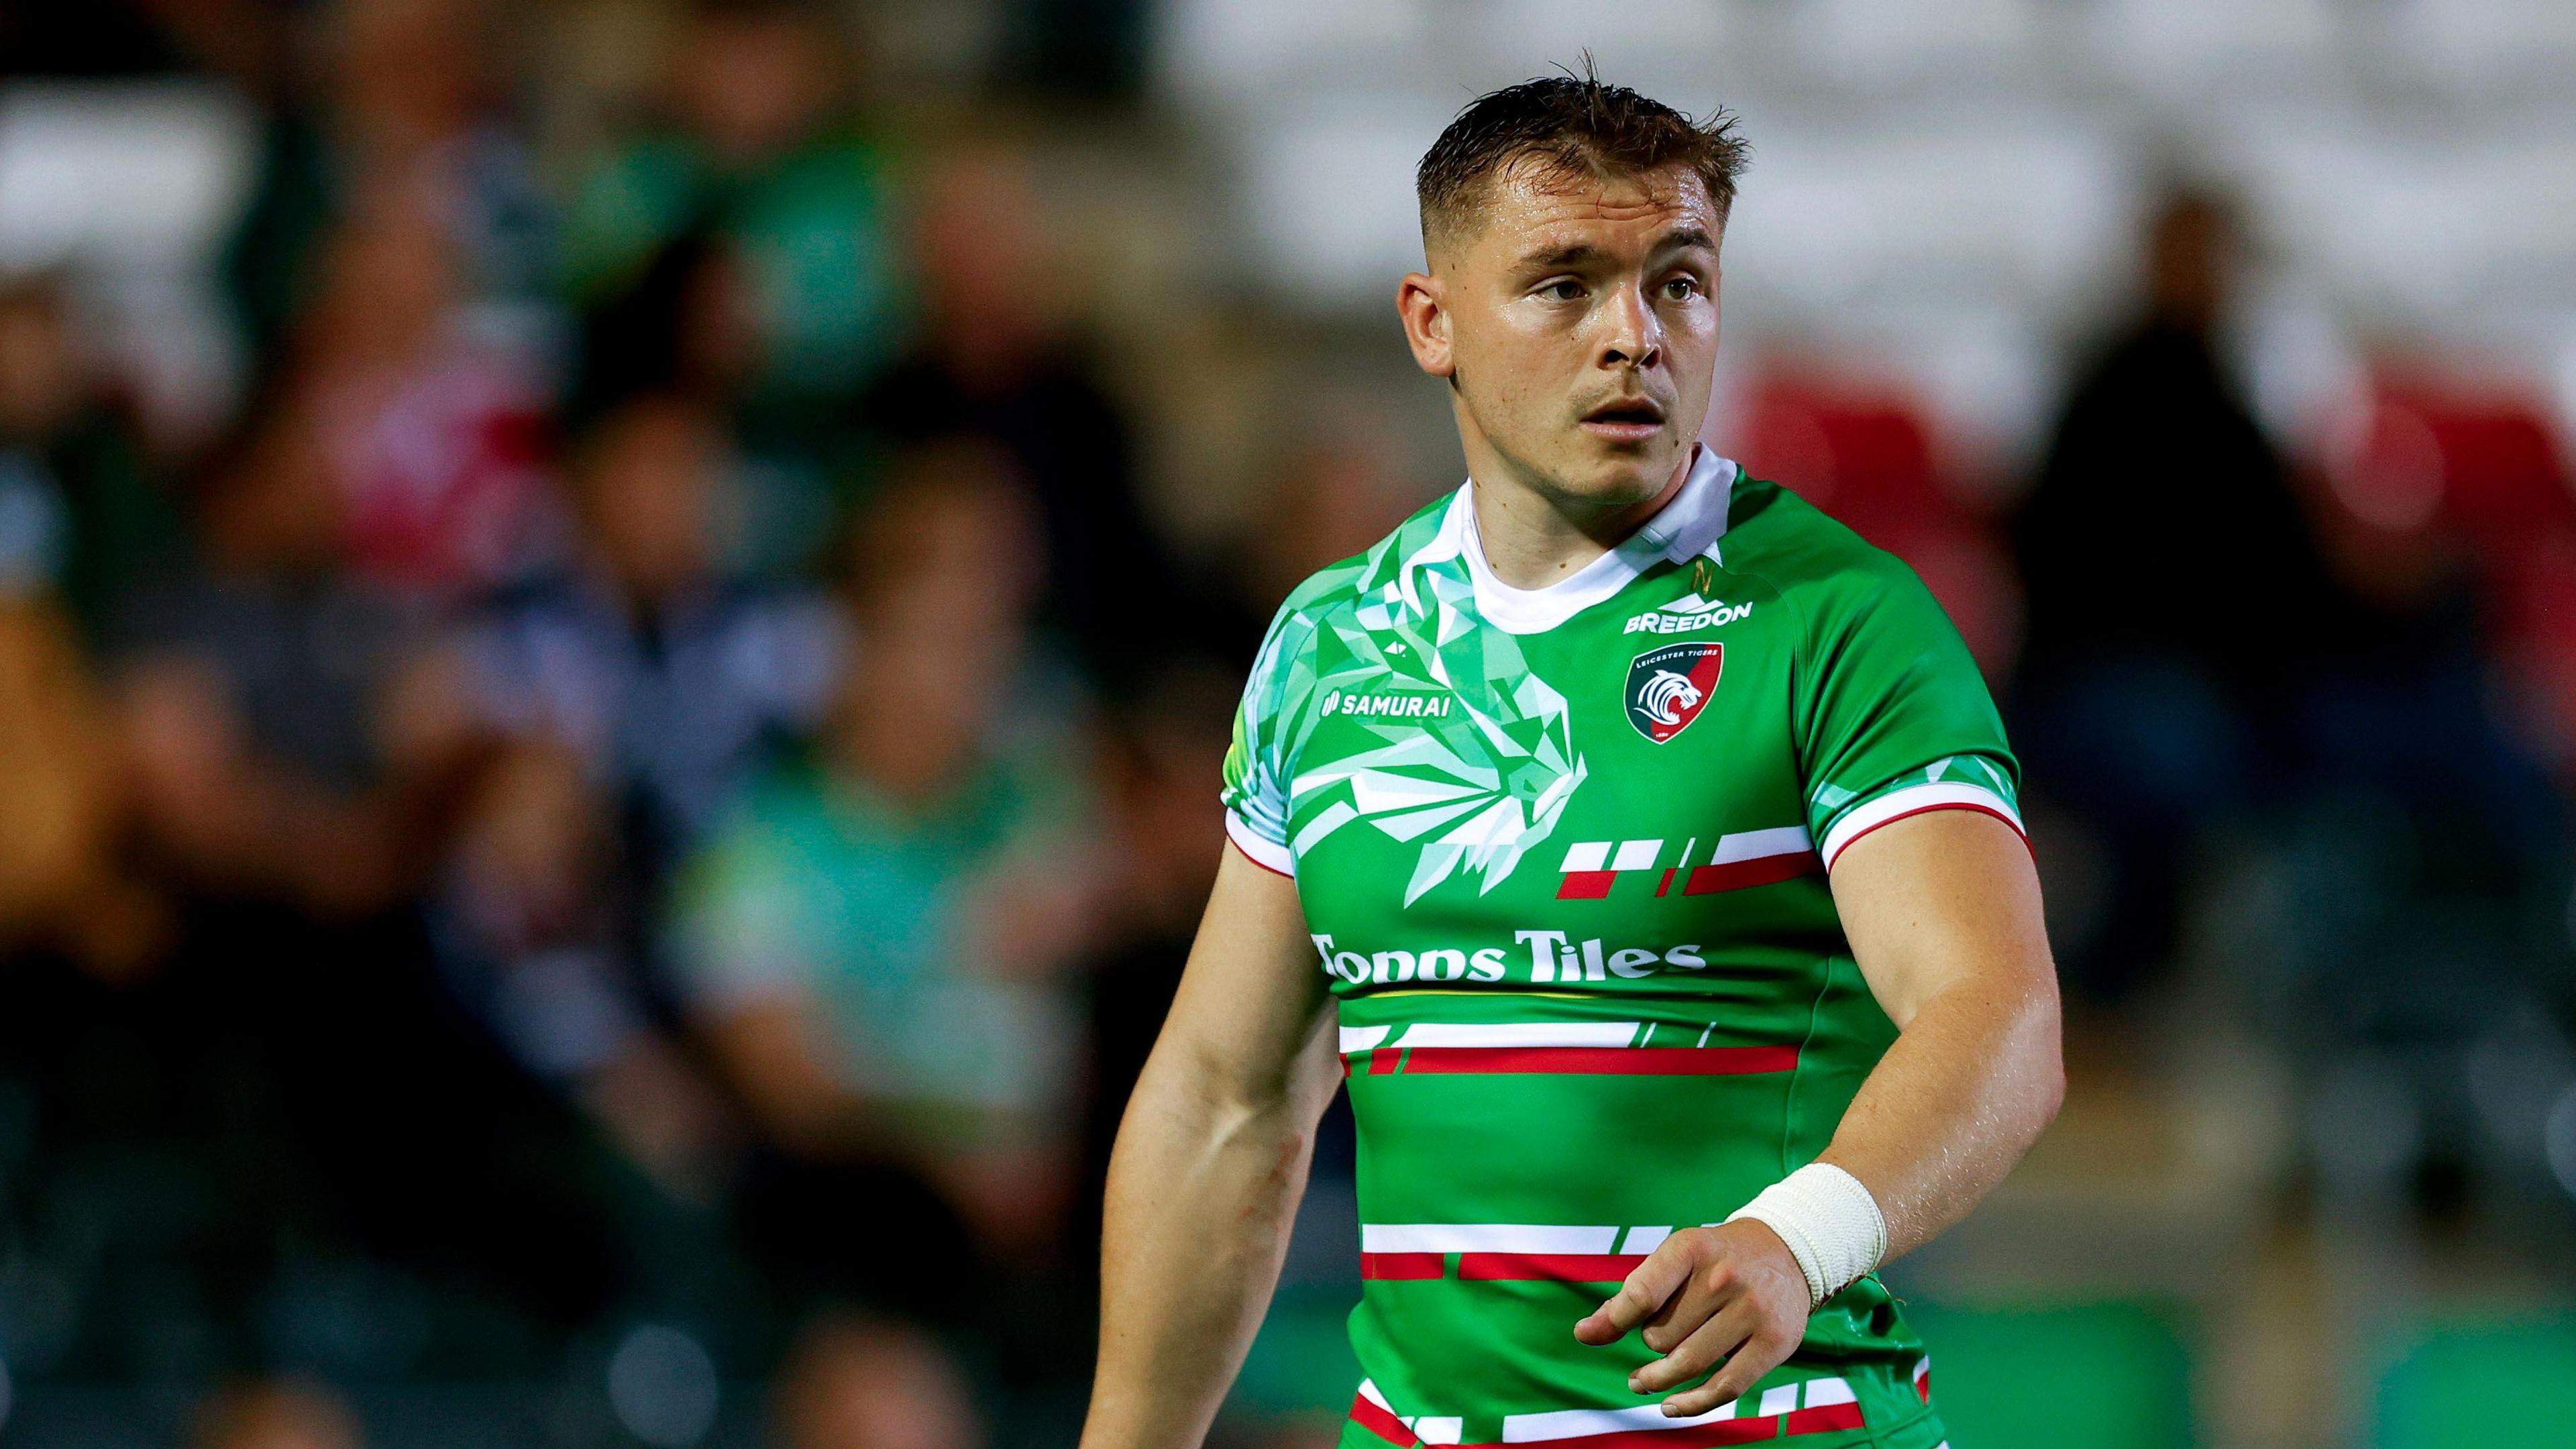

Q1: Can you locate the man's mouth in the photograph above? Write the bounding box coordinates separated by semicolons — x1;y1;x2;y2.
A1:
1580;398;1666;441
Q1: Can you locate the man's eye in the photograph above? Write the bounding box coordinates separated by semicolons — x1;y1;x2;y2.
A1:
1662;277;1701;300
1542;280;1585;301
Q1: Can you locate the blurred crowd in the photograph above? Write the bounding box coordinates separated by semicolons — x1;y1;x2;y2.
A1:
1;1;2573;1446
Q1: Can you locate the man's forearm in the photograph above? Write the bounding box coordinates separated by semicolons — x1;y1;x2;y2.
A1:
1081;1028;1335;1449
1820;969;2062;1260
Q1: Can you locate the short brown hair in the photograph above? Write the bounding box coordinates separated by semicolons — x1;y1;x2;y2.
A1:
1416;65;1750;250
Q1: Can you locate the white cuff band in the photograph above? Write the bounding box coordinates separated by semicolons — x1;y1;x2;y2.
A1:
1723;1163;1887;1311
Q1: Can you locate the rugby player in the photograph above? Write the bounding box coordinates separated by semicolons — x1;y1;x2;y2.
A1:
1081;73;2062;1449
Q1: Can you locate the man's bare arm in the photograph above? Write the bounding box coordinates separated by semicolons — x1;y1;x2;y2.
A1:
1580;809;2062;1413
1817;808;2064;1254
1080;845;1341;1449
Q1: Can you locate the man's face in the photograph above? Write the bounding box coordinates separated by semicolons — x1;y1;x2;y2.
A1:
1403;161;1722;510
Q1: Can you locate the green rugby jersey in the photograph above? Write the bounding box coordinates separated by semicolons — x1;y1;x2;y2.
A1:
1220;448;2021;1449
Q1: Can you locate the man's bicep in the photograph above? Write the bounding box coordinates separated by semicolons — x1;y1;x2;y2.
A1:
1151;843;1338;1105
1827;808;2052;1029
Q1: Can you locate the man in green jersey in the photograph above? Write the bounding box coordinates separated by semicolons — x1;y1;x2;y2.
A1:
1083;74;2062;1449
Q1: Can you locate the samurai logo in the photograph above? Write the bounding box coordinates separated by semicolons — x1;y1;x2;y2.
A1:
1624;642;1724;743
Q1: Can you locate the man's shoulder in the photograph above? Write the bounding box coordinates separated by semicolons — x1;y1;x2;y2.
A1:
1721;474;1930;614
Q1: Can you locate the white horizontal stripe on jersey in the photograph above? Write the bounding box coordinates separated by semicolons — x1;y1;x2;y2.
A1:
1224;812;1295;875
1804;1377;1857;1407
1616;1225;1672;1253
1559;840;1611;872
1360;1224;1622;1254
1502;1399;1746;1442
1338;1025;1394;1053
1610;838;1664;871
1357;1379;1462;1444
1819;782;2023;869
1393;1022;1640;1049
1758;1385;1800;1416
1709;824;1815;863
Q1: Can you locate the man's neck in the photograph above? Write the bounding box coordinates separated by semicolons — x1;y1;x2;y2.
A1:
1465;446;1695;591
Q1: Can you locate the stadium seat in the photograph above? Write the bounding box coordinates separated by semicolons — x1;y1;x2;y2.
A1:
2379;0;2576;100
1787;0;2049;96
1155;0;1432;99
1721;121;2132;319
1226;92;1460;308
2078;0;2348;103
1902;1298;2197;1449
2327;376;2574;543
1733;375;2021;673
2376;1315;2576;1449
1455;0;1739;111
2222;130;2576;324
0;80;253;274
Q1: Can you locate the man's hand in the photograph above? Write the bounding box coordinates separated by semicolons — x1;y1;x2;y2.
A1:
1573;1221;1811;1416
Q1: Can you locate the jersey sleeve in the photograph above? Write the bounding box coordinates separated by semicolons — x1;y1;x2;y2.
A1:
1218;599;1313;876
1796;558;2025;871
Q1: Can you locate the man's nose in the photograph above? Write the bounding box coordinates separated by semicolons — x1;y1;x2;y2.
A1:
1599;284;1662;370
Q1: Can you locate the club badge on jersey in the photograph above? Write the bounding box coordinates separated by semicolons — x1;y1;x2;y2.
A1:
1625;642;1724;743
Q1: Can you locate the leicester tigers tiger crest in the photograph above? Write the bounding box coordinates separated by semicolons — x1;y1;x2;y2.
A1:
1623;641;1723;743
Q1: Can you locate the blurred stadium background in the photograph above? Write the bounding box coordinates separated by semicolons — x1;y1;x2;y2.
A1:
2;0;2575;1445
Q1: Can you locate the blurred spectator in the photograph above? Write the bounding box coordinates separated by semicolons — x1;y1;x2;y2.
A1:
775;1313;985;1449
103;395;631;1344
560;0;907;405
669;455;1105;1285
565;228;843;579
193;1378;366;1449
1230;435;1426;621
223;0;552;376
455;392;841;906
857;147;1212;689
565;232;765;427
0;590;166;978
431;737;739;1196
1074;661;1238;1243
2008;189;2347;1001
290;179;564;602
2015;189;2338;700
433;393;839;1188
0;274;184;645
113;394;448;916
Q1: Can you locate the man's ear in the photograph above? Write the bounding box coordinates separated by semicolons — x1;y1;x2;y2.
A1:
1397;270;1453;380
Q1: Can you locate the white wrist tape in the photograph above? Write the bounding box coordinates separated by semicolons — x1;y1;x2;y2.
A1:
1723;1163;1887;1311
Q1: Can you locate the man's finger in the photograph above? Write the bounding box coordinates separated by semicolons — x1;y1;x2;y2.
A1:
1574;1241;1693;1346
1627;1296;1756;1395
1658;1326;1801;1418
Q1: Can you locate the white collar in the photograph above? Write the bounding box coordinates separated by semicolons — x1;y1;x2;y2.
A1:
1440;445;1739;635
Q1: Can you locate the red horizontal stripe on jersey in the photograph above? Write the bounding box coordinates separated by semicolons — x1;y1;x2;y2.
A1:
1399;1045;1800;1075
1368;1049;1401;1075
1465;1415;1782;1449
1348;1392;1418;1446
1360;1252;1445;1281
1833;801;2031;868
1785;1403;1866;1434
1556;870;1618;899
1682;852;1819;894
1456;1252;1644;1282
